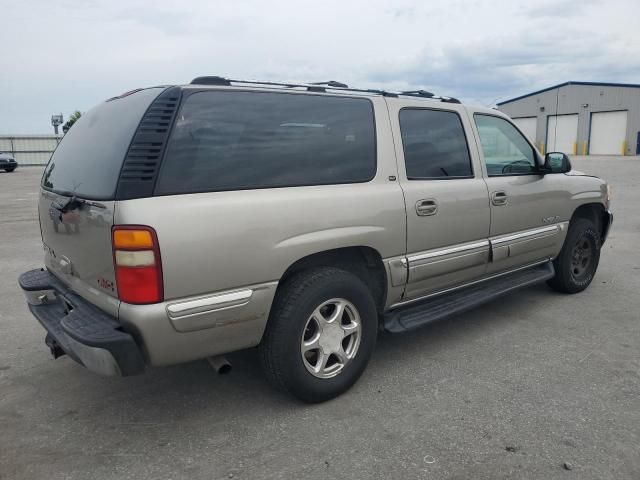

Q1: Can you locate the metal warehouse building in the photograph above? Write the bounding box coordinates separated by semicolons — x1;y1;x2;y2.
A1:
0;135;61;165
497;81;640;156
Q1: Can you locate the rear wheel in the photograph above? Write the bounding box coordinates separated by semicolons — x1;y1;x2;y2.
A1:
260;267;377;402
547;218;601;293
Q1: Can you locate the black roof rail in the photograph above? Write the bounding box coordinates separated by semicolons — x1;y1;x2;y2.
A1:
188;76;466;102
222;78;399;97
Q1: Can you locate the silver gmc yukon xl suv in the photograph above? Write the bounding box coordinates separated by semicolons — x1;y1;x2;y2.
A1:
20;77;613;402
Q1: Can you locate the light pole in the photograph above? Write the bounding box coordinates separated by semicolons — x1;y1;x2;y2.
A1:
51;114;63;135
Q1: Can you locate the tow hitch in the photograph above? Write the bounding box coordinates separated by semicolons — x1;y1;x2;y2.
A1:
45;333;66;359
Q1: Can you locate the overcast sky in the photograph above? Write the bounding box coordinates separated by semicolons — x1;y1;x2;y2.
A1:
1;0;638;133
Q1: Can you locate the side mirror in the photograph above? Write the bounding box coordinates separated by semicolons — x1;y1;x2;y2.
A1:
542;152;572;174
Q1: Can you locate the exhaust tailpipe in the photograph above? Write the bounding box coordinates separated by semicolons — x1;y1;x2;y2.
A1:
207;355;232;374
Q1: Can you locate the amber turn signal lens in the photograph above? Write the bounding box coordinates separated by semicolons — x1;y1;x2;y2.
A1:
113;229;154;249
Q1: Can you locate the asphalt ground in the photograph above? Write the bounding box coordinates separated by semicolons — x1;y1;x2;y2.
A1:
1;157;638;479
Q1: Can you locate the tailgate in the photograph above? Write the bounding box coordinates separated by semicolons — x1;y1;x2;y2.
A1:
39;191;120;316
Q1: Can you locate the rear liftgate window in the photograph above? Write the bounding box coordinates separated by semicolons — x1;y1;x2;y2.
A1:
155;91;377;195
41;88;165;200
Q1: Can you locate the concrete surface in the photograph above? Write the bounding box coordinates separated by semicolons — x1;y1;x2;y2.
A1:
0;157;638;480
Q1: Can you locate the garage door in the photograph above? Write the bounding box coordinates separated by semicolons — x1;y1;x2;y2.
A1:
512;117;537;143
589;111;628;155
546;114;578;155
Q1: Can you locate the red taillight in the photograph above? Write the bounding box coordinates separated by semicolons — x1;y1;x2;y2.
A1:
115;266;162;304
112;226;163;304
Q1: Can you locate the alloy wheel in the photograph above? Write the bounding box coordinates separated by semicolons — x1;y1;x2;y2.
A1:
300;298;362;379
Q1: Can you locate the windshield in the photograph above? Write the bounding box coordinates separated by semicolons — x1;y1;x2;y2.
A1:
41;87;164;199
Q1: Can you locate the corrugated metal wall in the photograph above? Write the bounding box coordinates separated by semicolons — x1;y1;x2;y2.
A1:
498;84;640;155
0;135;61;165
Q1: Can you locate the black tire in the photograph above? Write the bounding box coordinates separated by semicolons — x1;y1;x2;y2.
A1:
547;218;601;294
4;168;15;172
260;267;378;403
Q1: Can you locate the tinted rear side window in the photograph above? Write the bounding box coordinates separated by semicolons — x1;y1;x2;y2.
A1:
399;108;473;179
42;87;164;199
155;91;376;195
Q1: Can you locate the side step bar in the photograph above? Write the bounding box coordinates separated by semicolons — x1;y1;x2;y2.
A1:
383;262;555;333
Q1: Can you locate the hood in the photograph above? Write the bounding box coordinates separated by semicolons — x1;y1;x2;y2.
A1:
564;169;597;178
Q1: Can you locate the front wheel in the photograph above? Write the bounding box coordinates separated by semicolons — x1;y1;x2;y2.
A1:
4;168;15;172
260;267;378;402
547;218;601;293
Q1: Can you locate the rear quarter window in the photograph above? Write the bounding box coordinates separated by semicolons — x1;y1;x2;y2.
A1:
154;91;377;195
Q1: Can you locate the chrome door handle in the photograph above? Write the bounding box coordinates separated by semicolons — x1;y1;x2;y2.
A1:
416;199;438;216
491;191;508;206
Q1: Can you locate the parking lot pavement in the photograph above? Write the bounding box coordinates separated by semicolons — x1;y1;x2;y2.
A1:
1;157;639;480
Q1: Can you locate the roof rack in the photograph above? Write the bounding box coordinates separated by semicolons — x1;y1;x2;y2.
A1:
189;76;461;103
190;76;399;97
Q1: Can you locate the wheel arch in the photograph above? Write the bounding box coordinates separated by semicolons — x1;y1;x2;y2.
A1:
277;246;388;315
570;202;608;242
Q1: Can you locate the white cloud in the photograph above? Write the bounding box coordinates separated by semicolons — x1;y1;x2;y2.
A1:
1;0;638;132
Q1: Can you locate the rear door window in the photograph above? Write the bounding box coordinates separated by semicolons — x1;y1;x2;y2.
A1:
41;87;164;199
399;108;473;179
155;91;376;195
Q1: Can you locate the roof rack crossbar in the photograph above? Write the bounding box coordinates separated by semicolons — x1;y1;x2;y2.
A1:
189;76;461;102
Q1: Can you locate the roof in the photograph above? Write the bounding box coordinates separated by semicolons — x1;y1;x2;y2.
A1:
497;81;640;106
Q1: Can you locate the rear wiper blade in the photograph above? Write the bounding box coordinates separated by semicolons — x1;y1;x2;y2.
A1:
52;194;106;213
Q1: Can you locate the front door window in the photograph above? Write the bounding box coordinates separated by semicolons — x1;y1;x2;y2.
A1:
474;114;537;176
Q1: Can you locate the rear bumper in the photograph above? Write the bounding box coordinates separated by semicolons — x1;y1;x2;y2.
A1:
18;269;145;376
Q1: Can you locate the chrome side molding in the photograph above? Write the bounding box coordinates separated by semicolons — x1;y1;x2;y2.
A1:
167;289;253;319
490;224;564;246
407;240;490;264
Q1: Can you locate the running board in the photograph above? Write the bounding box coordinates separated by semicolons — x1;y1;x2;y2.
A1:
383;262;555;333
